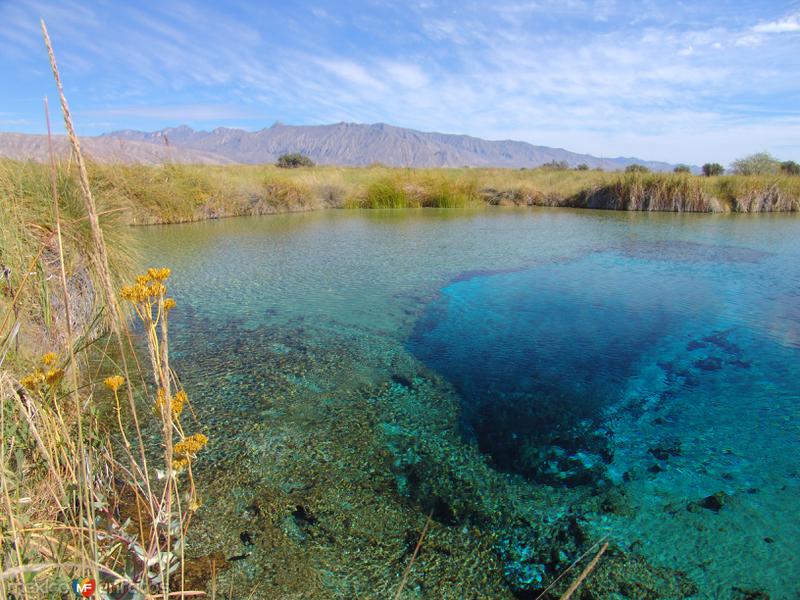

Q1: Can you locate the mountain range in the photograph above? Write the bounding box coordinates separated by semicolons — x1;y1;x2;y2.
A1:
0;122;679;171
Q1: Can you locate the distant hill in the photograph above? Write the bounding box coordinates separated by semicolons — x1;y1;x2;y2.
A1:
104;123;679;171
1;123;681;171
0;132;232;165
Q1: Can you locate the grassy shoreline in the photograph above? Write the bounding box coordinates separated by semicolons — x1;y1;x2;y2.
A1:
4;160;800;230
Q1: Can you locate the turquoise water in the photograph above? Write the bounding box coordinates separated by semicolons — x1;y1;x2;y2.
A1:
138;208;800;598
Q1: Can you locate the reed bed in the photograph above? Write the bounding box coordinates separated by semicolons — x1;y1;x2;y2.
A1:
3;161;797;229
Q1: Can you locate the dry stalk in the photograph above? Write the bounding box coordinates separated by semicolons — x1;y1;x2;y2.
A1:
558;543;608;600
41;18;167;594
534;536;609;600
392;510;434;600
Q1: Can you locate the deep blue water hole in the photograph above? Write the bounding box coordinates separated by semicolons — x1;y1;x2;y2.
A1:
408;242;800;488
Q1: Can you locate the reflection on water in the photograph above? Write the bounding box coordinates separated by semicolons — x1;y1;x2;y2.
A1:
138;208;800;598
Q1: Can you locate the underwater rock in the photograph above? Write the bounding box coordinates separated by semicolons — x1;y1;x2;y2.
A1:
599;488;632;516
700;491;728;511
292;504;318;528
279;513;307;544
703;331;742;354
478;416;615;487
495;517;587;596
523;442;609;487
495;516;699;599
391;374;414;388
729;358;752;369
732;587;770;600
648;438;682;461
694;356;724;371
688;491;728;513
379;422;473;525
240;531;254;546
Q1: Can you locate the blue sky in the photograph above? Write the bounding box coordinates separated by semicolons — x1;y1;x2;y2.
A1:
1;0;799;165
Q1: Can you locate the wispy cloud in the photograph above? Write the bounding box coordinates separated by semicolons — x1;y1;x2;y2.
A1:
753;11;800;33
91;104;260;121
317;59;386;91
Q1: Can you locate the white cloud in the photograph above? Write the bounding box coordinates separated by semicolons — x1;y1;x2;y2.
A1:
735;34;764;47
92;104;258;121
753;12;800;34
381;62;429;88
317;59;386;91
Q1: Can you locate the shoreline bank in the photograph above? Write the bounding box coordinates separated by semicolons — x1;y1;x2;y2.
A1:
4;160;799;230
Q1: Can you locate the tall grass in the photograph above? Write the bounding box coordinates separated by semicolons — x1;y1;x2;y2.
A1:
3;161;797;226
1;22;208;600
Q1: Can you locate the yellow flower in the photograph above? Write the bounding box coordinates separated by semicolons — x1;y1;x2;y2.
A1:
172;456;190;472
104;375;125;392
41;352;57;366
155;388;185;418
172;389;187;417
163;298;176;312
147;267;171;282
45;368;64;386
147;282;166;298
136;274;151;286
20;371;45;390
120;284;149;303
155;387;167;411
174;433;208;458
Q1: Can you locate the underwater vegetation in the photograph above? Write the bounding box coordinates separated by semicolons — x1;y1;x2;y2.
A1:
162;310;703;599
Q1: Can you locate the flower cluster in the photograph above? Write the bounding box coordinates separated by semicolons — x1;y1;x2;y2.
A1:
20;352;63;391
20;371;45;390
45;368;64;386
120;268;171;305
147;267;171;281
104;375;125;393
172;432;208;472
155;388;187;419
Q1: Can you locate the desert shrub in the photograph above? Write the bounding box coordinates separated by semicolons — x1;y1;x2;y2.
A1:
625;164;650;173
673;164;691;174
540;160;569;170
731;152;780;176
702;163;724;177
276;153;315;168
